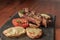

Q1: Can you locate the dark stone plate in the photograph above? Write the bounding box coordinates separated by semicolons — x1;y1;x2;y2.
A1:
0;13;56;40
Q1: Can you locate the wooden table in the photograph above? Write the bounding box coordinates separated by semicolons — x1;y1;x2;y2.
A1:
0;0;60;40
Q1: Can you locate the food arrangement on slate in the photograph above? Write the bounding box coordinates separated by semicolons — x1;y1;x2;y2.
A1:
0;8;55;40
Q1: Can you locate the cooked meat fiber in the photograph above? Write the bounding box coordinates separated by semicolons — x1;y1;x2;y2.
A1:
42;18;47;27
29;23;39;28
23;15;41;26
40;14;51;19
18;8;52;27
24;8;29;12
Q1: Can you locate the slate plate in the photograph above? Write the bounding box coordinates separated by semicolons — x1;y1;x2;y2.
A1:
0;13;56;40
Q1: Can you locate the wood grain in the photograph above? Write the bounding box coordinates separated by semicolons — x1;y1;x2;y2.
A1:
56;29;60;40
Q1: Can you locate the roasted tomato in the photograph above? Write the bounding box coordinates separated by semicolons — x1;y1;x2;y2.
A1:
12;18;28;28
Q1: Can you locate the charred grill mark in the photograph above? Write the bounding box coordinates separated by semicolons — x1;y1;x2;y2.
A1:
29;21;37;25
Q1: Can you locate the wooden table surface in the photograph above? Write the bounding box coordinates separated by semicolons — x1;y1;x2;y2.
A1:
0;0;60;40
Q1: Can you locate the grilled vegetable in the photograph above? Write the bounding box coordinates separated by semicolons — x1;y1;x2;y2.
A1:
12;18;28;28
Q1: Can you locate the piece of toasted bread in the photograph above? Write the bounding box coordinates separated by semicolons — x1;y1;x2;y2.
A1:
26;27;42;39
3;27;25;37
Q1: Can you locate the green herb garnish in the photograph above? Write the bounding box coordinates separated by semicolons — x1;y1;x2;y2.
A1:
16;20;21;23
19;10;25;14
